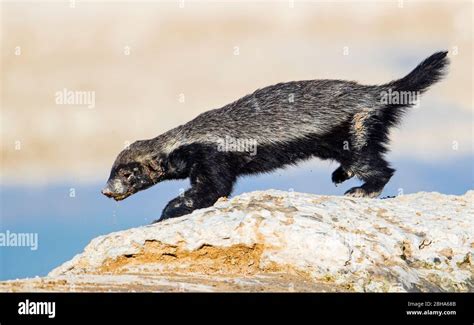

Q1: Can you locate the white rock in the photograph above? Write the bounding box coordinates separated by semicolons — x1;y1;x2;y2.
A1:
1;190;473;292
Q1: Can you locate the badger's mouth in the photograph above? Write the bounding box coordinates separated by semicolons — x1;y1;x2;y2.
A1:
101;187;134;201
110;192;132;201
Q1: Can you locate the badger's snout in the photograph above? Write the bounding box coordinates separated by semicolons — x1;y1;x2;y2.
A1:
101;179;130;201
101;186;114;197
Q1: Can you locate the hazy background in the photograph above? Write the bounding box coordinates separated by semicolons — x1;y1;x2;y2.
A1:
1;0;472;281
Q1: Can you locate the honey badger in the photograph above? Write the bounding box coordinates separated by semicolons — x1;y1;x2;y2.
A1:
102;51;449;222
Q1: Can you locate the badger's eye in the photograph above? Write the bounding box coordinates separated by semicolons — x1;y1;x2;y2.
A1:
122;171;133;180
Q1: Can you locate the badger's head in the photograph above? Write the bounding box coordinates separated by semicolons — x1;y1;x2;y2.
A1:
101;141;166;201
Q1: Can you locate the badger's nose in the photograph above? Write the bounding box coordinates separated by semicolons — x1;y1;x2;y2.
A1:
101;186;113;197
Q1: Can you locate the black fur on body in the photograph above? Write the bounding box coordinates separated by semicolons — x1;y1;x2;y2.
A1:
102;51;449;222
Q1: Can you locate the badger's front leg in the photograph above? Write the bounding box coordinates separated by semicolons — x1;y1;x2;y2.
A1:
154;158;235;222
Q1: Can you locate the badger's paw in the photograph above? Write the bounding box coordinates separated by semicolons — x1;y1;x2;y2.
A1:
331;166;353;185
153;198;196;224
344;185;381;198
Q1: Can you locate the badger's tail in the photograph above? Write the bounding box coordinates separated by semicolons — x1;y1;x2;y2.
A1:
379;51;449;127
385;51;449;94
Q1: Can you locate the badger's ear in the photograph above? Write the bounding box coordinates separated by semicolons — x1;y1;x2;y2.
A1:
147;155;166;175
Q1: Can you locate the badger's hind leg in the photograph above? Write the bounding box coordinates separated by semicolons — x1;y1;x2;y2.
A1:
331;165;354;185
343;109;395;198
344;154;394;198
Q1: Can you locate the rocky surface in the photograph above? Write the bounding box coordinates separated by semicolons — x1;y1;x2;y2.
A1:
1;190;473;292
